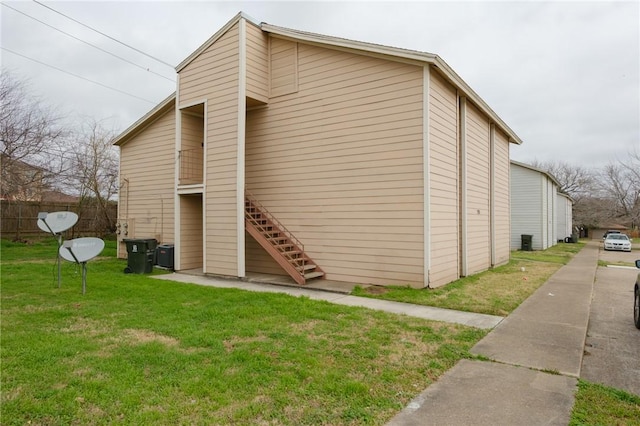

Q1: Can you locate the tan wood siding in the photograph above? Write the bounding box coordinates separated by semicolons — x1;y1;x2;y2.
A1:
493;128;510;264
117;106;176;258
269;37;298;97
246;43;424;286
178;22;240;277
179;26;239;105
245;231;285;275
246;23;269;102
179;194;203;270
465;102;491;275
428;70;459;288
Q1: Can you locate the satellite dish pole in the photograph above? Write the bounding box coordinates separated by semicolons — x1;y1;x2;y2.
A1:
62;241;87;294
59;237;105;295
37;212;62;287
37;211;79;289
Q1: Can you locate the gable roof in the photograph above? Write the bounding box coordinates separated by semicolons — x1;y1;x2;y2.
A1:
176;12;260;72
262;23;522;145
510;160;562;188
177;13;522;145
117;12;524;147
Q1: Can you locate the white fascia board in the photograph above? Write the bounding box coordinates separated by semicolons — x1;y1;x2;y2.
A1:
261;23;438;64
113;92;176;146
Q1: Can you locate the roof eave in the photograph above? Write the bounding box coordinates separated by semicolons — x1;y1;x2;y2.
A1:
262;23;522;146
510;160;562;188
432;58;523;145
261;23;439;64
113;92;176;147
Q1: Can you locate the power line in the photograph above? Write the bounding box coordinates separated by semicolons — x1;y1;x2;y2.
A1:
1;47;157;105
32;0;175;68
2;3;174;83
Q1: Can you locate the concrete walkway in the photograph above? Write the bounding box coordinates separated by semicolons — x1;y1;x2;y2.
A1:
387;241;600;426
153;272;503;329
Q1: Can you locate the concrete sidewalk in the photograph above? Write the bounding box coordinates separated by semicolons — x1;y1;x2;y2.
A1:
387;241;599;426
153;272;503;329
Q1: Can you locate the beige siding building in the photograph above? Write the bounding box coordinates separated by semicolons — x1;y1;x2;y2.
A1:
114;12;522;289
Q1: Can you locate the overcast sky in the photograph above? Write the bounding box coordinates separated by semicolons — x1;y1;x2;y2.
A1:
2;1;639;168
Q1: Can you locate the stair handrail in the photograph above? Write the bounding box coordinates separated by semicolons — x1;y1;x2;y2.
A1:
245;190;306;269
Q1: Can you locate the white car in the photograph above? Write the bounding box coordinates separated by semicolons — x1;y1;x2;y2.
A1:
603;233;632;252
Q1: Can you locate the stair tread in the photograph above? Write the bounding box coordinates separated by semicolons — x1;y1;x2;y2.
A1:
304;271;324;280
297;263;317;271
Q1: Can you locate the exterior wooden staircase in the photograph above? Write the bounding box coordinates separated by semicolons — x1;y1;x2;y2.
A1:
245;191;324;285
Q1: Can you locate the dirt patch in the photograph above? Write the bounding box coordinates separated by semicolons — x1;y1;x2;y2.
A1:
61;317;111;336
122;329;180;347
363;285;390;295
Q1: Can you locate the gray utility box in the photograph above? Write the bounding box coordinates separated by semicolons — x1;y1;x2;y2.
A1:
123;238;158;274
156;244;174;270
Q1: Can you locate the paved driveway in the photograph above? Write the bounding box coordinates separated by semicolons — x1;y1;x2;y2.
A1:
581;245;640;396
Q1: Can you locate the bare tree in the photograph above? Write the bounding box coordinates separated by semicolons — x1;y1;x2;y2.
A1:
0;71;67;202
529;159;608;231
529;160;596;198
65;119;119;235
602;148;640;230
0;71;70;240
572;196;611;230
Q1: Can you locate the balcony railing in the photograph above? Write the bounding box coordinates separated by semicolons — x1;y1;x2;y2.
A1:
179;148;203;185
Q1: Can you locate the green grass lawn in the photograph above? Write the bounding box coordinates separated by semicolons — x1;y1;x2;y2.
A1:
353;242;585;316
570;381;640;425
2;238;637;425
1;239;485;425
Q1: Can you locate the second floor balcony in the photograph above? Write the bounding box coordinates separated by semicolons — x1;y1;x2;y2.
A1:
179;148;203;185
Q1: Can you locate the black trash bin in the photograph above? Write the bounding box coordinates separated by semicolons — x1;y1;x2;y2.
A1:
521;234;533;251
570;233;579;243
123;238;157;274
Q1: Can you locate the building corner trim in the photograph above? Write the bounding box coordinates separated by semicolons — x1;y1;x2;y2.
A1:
423;66;431;288
237;18;247;278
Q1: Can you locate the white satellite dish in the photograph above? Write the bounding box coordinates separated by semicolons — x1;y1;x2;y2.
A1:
37;211;78;234
60;238;105;263
37;211;79;288
60;237;105;294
